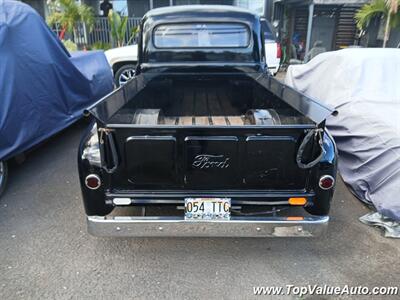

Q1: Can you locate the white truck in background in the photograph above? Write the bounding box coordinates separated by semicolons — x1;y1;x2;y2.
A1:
261;17;281;76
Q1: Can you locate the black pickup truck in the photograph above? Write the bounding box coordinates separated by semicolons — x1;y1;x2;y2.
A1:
78;5;337;237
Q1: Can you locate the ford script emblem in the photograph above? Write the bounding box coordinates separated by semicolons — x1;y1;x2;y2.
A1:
192;154;230;169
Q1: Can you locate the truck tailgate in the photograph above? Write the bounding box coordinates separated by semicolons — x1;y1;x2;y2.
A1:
105;127;312;191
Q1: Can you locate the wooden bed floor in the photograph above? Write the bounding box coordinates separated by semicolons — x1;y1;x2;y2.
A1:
163;115;245;126
162;85;246;125
110;84;254;125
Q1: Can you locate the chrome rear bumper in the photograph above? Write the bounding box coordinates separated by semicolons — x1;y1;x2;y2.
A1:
87;216;329;237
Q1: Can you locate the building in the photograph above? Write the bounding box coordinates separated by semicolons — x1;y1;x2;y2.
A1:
19;0;273;46
20;0;400;50
83;0;271;18
272;0;369;59
272;0;400;61
20;0;271;18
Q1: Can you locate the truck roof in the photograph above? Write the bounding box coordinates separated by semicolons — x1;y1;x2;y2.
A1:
143;5;259;22
139;5;264;71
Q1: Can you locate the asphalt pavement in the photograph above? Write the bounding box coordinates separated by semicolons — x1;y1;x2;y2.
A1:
0;120;399;300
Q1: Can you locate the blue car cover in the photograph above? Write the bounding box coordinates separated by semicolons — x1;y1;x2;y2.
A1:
0;0;113;161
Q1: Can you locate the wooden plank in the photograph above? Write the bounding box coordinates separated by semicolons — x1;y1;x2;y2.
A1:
227;116;244;126
194;116;209;126
178;116;193;125
211;116;227;126
182;88;194;117
194;89;208;116
167;87;184;116
207;90;222;115
217;88;236;115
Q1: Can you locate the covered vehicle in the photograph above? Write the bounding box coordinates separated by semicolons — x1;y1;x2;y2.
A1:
286;48;400;221
0;0;113;196
79;6;338;238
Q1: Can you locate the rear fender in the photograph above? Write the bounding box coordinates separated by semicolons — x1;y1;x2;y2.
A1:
305;131;337;216
78;121;114;216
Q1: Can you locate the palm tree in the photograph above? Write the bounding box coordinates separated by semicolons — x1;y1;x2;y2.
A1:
355;0;400;47
108;10;139;47
47;0;94;42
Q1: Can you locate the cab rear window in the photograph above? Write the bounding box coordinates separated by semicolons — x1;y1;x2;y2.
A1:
153;23;250;48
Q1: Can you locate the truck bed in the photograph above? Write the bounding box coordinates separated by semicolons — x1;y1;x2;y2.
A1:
108;76;313;126
87;73;333;192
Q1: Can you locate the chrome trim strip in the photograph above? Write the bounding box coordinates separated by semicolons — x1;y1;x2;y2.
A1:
106;191;315;198
105;199;290;206
126;136;176;142
87;216;329;237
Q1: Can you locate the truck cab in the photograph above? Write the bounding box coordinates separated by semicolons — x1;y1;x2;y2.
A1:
78;5;337;237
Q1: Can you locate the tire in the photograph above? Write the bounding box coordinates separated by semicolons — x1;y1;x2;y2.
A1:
0;160;8;198
114;64;136;87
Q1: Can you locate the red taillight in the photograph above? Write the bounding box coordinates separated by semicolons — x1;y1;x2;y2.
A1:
276;43;282;59
319;175;335;190
85;174;101;190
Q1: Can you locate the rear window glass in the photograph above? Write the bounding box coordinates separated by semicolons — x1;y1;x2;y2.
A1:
153;23;250;48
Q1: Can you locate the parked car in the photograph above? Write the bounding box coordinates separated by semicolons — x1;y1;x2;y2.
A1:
286;48;400;222
106;17;280;87
0;0;113;197
104;45;138;86
79;5;337;238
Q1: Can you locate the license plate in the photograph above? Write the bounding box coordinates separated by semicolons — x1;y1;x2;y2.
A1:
184;198;231;220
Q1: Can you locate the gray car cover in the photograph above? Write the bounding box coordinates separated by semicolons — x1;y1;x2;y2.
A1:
285;48;400;221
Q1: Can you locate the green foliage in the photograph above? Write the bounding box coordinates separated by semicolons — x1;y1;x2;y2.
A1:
355;0;400;30
108;10;139;47
62;39;78;52
47;0;95;35
355;0;387;29
91;41;112;51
